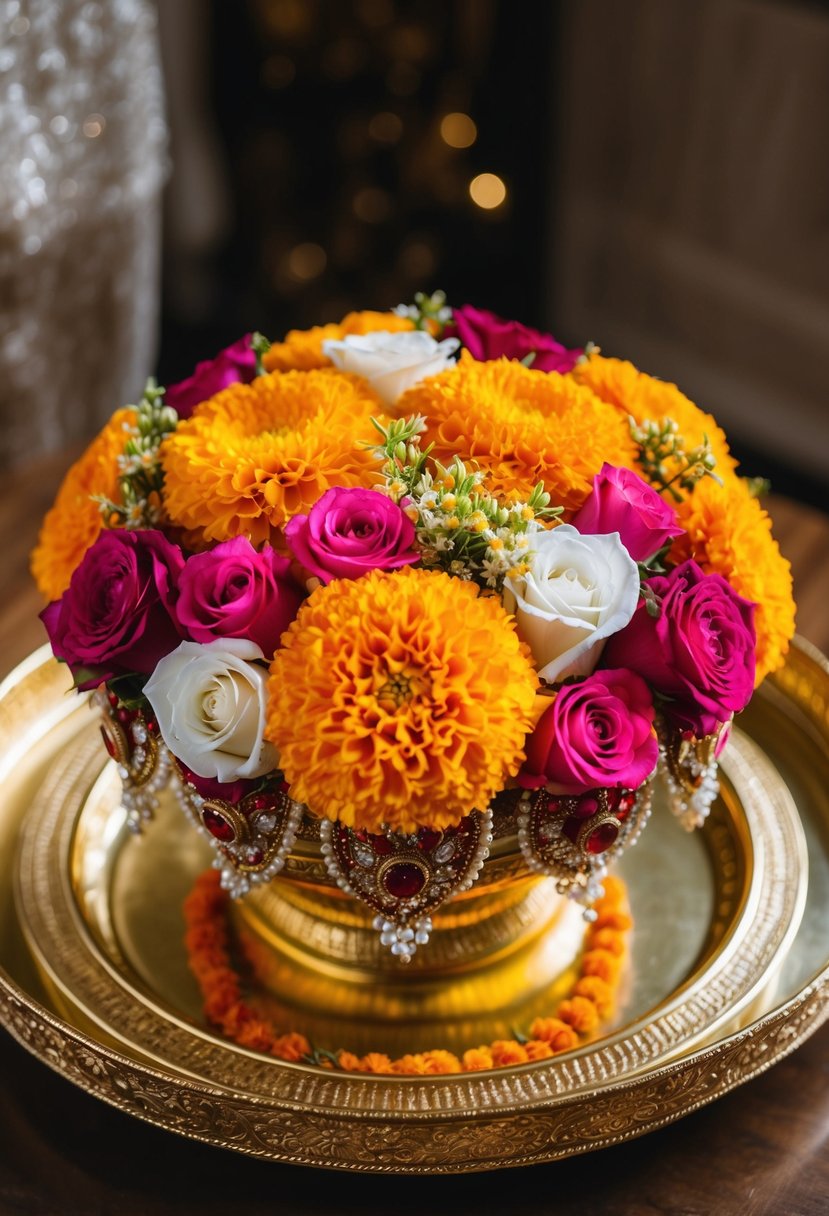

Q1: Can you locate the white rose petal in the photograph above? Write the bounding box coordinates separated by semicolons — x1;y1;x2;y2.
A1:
503;525;640;683
321;329;459;405
144;638;278;782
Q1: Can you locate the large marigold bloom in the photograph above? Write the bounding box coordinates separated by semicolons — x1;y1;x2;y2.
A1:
266;566;540;832
572;354;738;481
160;370;382;547
673;477;795;684
31;408;135;601
263;310;413;374
399;355;636;511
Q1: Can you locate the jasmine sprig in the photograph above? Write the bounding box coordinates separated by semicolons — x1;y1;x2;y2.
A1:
93;379;178;529
630;416;720;502
372;416;562;590
393;290;452;334
251;332;272;376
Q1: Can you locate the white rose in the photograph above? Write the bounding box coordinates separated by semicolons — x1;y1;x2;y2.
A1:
321;329;459;405
144;638;278;782
503;525;640;684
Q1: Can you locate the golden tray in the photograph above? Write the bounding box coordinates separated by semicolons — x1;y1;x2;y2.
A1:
1;641;828;1173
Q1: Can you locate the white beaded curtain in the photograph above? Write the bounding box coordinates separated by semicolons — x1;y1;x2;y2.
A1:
0;0;168;470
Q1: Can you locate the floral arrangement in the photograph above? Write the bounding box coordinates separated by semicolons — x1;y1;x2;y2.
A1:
33;293;795;960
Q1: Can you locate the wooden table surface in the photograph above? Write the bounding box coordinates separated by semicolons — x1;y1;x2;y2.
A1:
1;453;828;1215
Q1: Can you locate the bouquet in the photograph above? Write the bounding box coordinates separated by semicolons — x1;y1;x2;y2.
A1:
33;292;795;962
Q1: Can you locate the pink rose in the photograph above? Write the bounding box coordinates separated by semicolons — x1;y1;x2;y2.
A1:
285;487;419;583
571;463;684;562
604;560;756;737
446;305;582;373
175;537;303;658
41;530;184;688
164;335;256;419
519;669;658;793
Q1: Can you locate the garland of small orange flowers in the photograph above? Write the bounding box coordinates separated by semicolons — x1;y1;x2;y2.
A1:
183;870;632;1075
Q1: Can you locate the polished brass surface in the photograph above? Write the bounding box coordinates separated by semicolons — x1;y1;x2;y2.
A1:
0;643;826;1172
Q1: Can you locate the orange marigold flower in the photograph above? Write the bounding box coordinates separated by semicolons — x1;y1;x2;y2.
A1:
571;354;738;480
573;976;614;1019
420;1050;462;1074
589;928;626;957
524;1039;554;1062
263;311;413;373
596;874;626;906
557;996;600;1034
592;910;634;933
462;1046;494;1071
267;567;540;832
672;476;796;684
271;1032;311;1062
337;1051;362;1072
31;407;136;601
390;1054;430;1075
399;355;636;511
355;1052;394;1074
528;1017;579;1052
160;370;382;547
580;949;622;984
236;1019;277;1052
490;1039;529;1066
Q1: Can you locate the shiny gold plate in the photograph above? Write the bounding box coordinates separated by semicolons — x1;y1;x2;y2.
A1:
1;642;828;1173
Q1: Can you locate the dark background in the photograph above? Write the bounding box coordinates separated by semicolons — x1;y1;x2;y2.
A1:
155;0;829;510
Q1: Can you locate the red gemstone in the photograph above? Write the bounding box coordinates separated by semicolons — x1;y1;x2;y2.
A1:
100;725;118;759
145;719;157;733
108;692;119;707
417;829;441;852
369;833;393;855
574;793;599;818
117;708;131;724
585;821;620;854
544;796;562;815
382;862;426;899
245;848;264;865
202;809;236;843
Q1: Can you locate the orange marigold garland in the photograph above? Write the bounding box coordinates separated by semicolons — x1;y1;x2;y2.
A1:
183;869;632;1074
30;407;137;602
160;369;383;548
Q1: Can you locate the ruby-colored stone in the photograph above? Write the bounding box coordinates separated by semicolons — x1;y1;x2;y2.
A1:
544;796;562;815
416;829;441;852
618;792;635;813
202;809;236;843
585;821;620;854
606;788;621;810
382;862;426;898
117;708;131;724
245;848;264;865
108;692;119;707
574;793;599;818
250;794;272;810
145;719;157;733
100;725;118;759
369;833;393;855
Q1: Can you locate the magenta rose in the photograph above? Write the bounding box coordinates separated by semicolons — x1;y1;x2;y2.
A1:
41;530;184;688
603;560;756;737
446;305;582;373
285;487;419;583
175;537;303;657
571;463;684;562
164;335;256;419
519;669;658;793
